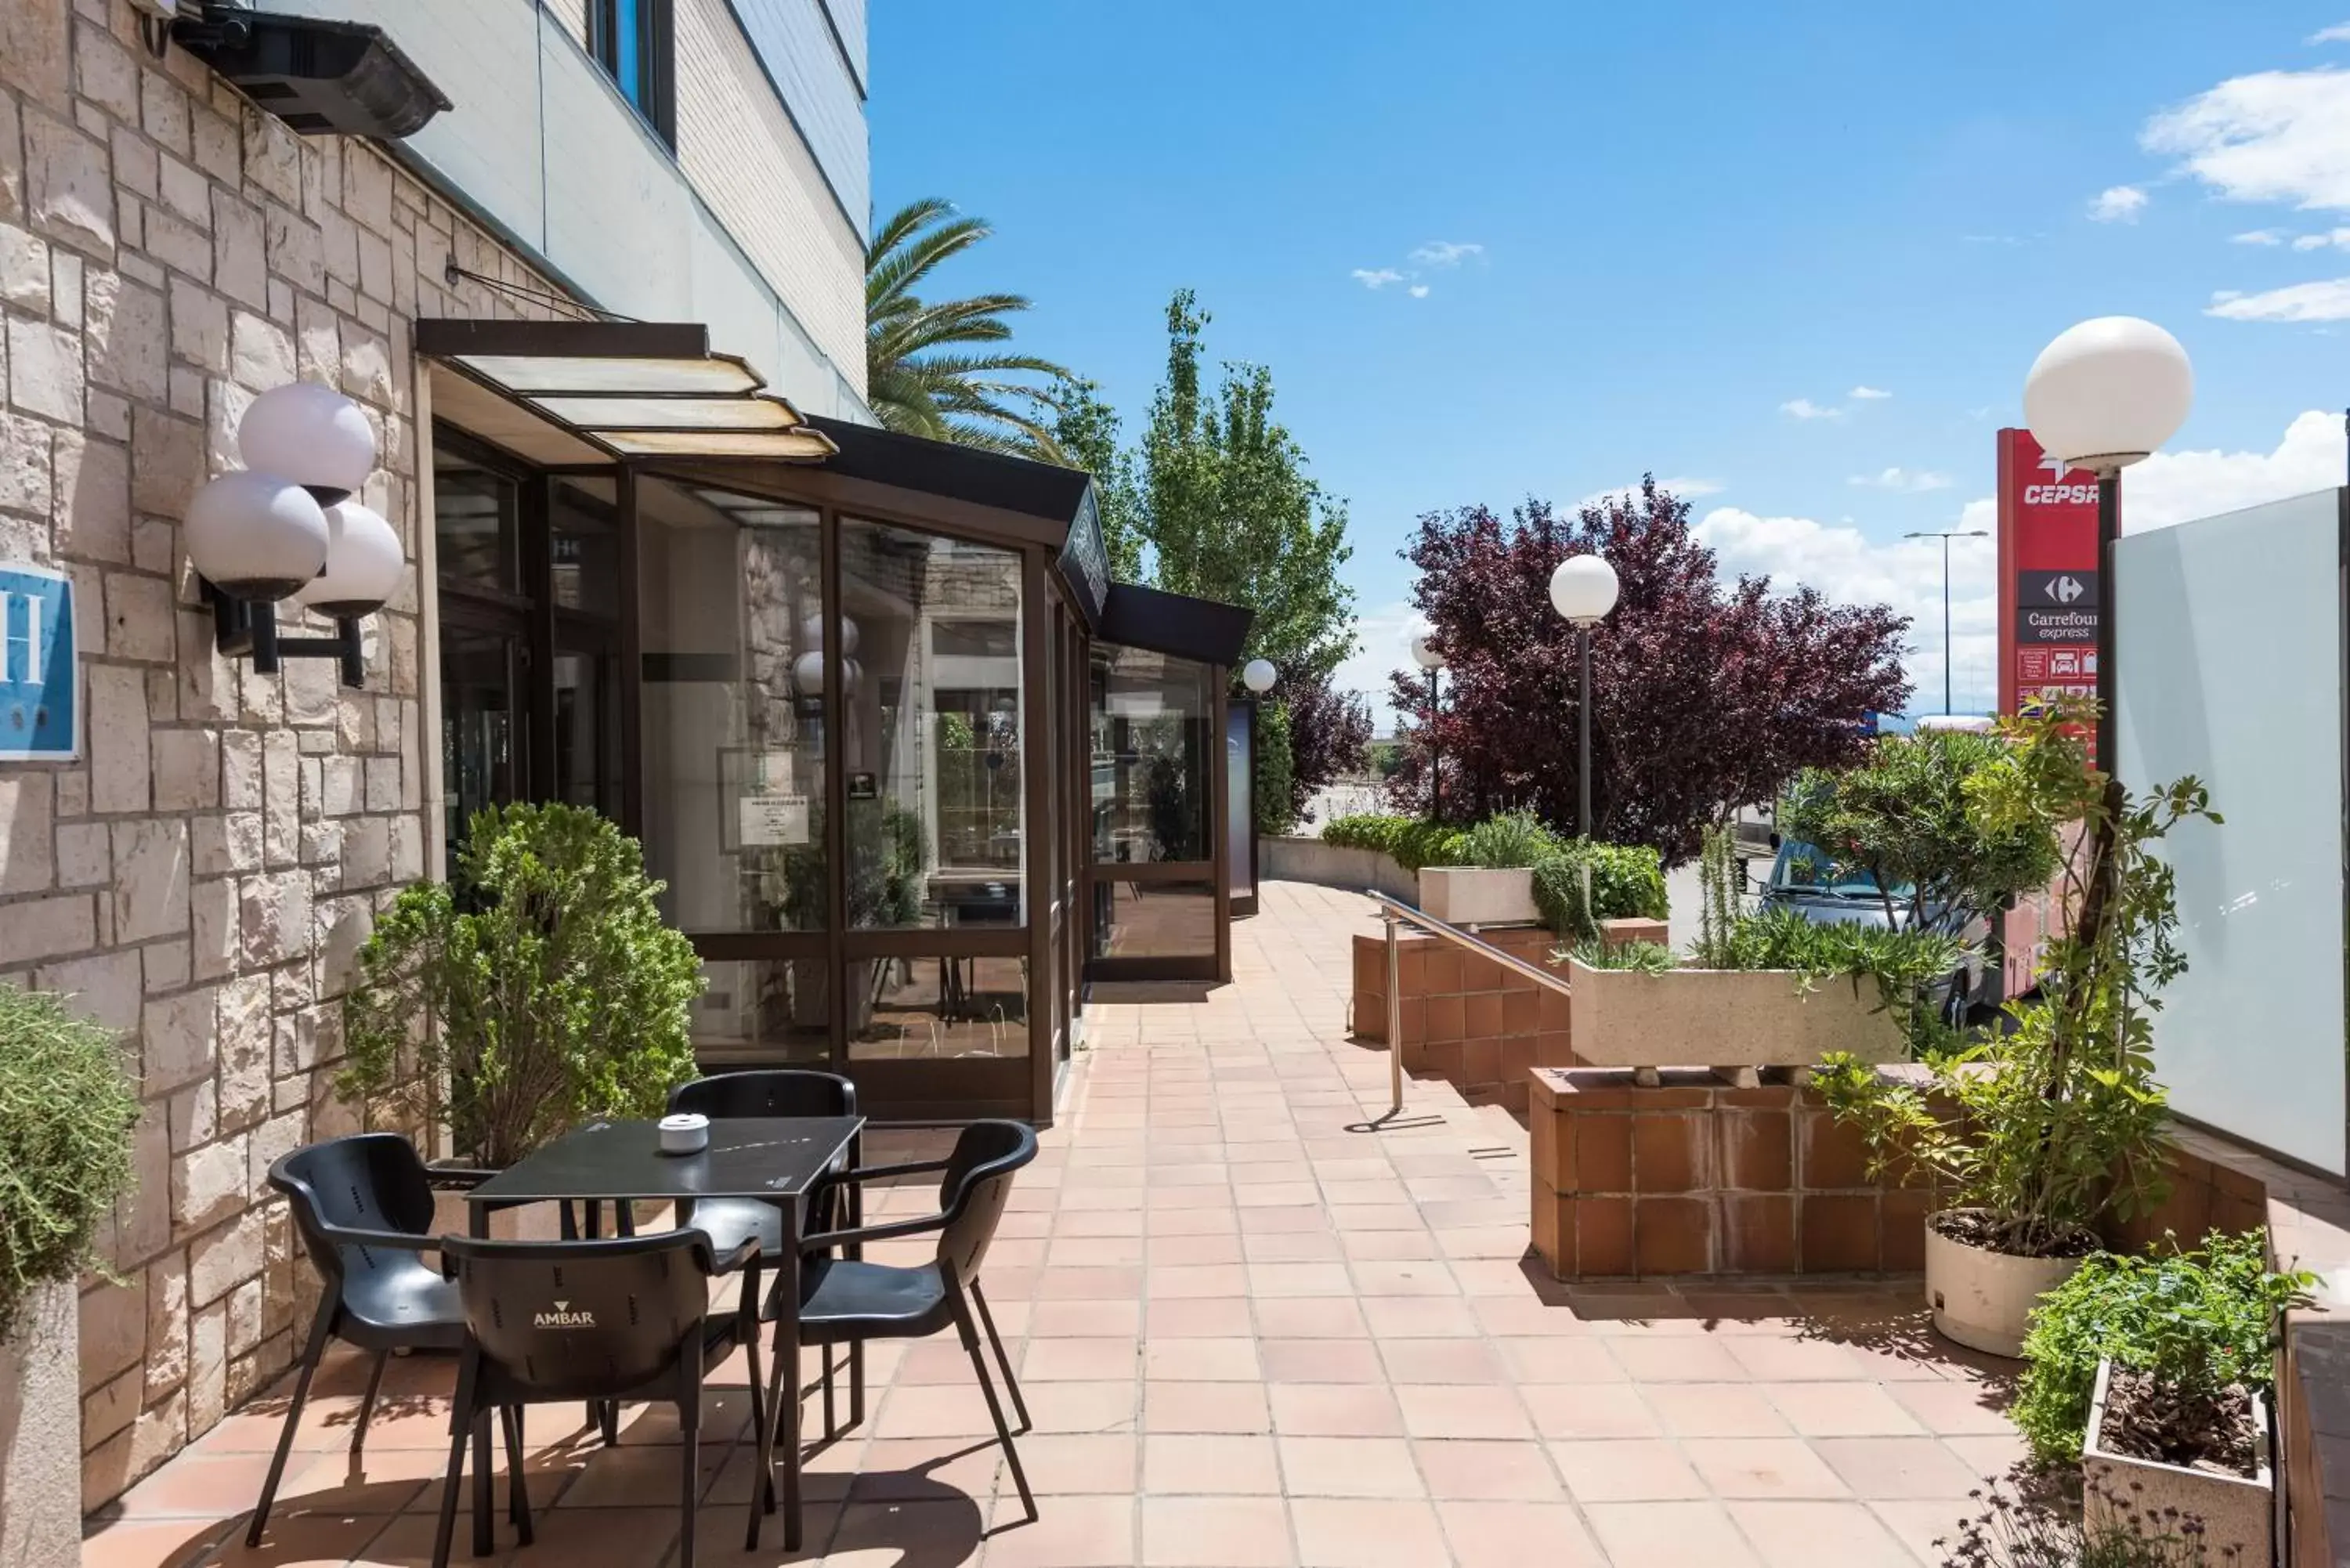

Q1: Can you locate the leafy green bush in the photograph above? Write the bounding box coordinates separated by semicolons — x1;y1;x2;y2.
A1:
1320;814;1470;873
1531;840;1669;938
1254;699;1298;838
2013;1231;2315;1467
1459;809;1562;869
1563;937;1676;974
339;803;706;1168
0;985;138;1343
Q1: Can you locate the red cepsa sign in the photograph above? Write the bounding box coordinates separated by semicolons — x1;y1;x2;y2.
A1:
1995;427;2106;742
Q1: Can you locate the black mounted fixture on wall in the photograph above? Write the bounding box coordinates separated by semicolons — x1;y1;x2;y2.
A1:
167;4;450;138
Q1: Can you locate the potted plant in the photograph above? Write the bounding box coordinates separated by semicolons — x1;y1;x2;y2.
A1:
1420;810;1556;925
1;985;139;1568
1816;704;2216;1356
2011;1231;2312;1559
338;803;706;1178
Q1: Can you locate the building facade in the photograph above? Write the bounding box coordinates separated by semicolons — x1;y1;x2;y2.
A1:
0;0;868;1508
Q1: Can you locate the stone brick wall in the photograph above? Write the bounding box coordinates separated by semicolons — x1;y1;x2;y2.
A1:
0;0;569;1508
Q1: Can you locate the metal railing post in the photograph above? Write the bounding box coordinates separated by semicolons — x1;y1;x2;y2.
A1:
1384;909;1404;1118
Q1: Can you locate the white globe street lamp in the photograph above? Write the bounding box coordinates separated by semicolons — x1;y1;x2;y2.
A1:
295;500;404;619
2023;316;2194;774
1408;627;1446;821
1548;555;1620;840
1241;658;1277;695
184;471;329;602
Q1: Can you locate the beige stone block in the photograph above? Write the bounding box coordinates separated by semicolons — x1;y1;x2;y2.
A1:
262;729;298;865
246;1111;304;1198
0;769;55;892
0;891;94;960
0;222;48;310
342;327;393;406
87;663;150;812
0;411;53;515
149;727;218;812
210;187;265;310
166;1078;215;1153
113;1103;171;1269
110;125;157;203
190;103;239;186
165;274;225;365
73;18;141;122
341;815;389;887
0;0;70;111
52;427;129;564
228;308;292;391
188;1206;262;1304
318;754;358;817
56;818;108;888
49;247;80;328
22;108;110;256
215;972;269;1129
78;1277;145;1394
226;1277;265;1359
139;205;210;284
363;757;400;813
142;984;215;1093
143;1252;187;1400
202;372;251;475
239;867;310;966
190;873;234;979
219;730;262;809
389;815;421;883
6;315;84;422
81;1364;139;1451
112;818;189;943
128;405;204;521
314;891;372;1002
299;818;339;868
104;569;175;663
85;271;164;402
186;1298;226;1432
142;938;187;994
32;947;139;1034
283;649;338;725
173;1136;247;1236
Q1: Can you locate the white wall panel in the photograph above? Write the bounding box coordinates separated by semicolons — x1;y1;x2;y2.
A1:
725;0;870;236
2114;489;2346;1174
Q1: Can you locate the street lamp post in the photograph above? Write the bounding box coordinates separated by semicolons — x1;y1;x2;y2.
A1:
2023;316;2195;777
1410;630;1445;821
1903;529;1990;716
1548;555;1622;840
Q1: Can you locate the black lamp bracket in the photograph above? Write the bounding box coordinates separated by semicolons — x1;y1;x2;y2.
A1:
206;580;365;688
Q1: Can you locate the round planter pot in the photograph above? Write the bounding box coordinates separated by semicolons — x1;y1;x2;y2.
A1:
1923;1215;2084;1357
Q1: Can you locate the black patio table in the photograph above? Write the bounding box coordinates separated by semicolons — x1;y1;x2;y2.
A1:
465;1115;865;1553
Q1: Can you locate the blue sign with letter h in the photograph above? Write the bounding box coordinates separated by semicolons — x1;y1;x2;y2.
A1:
0;564;78;761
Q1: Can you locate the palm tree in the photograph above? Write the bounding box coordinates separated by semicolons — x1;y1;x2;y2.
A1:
866;198;1071;456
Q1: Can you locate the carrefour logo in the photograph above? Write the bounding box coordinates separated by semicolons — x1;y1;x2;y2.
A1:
534;1300;596;1329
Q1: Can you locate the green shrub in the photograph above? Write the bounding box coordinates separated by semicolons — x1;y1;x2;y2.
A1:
1254;699;1298;838
1562;937;1676;974
339;802;706;1169
1459;809;1562;869
2012;1231;2315;1467
1320;814;1469;873
0;985;139;1344
1531;840;1668;937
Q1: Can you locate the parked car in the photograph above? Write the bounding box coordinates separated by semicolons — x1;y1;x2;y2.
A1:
1759;840;1997;1022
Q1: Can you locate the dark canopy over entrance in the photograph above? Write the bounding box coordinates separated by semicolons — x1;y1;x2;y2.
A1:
417;319;1253;1124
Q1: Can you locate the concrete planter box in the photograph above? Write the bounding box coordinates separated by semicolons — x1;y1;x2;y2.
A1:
0;1282;80;1568
1419;867;1539;927
2084;1358;2272;1559
1563;956;1904;1071
1260;837;1418;905
1922;1216;2082;1357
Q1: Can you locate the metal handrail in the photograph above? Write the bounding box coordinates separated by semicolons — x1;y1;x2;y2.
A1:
1365;890;1573;1118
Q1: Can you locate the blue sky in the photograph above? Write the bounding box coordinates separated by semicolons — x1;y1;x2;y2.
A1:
870;2;2350;723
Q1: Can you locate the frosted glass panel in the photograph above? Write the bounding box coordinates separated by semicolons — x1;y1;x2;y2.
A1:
2114;489;2345;1174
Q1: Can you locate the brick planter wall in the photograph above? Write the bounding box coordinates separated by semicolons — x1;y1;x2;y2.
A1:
1350;927;1570;1110
1526;1066;1934;1279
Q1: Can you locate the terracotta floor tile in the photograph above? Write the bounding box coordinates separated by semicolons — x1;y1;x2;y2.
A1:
1266;1384;1404;1439
1394;1386;1535;1441
1435;1499;1607;1568
1142;1434;1283;1496
1146;1266;1250;1301
1336;1229;1442;1263
1047;1236;1148;1269
1582;1500;1764;1568
1378;1337;1506;1386
1138;1496;1294;1566
1519;1383;1664;1440
1726;1500;1921;1568
1866;1498;1981;1563
79;1519;234;1568
1606;1335;1751;1382
1274;1436;1425;1500
1723;1337;1870;1382
1762;1382;1931;1438
1886;1380;2020;1436
1242;1230;1347;1264
1144;1298;1254;1339
1640;1384;1797;1439
1550;1438;1708;1503
1251;1298;1368;1339
1148;1234;1246;1267
1018;1380;1141;1438
1358;1298;1480;1339
1141;1382;1271;1436
1810;1437;1983;1500
107;1452;282;1520
980;1492;1137;1567
1246;1263;1357;1299
1142;1338;1262;1382
1411;1440;1565;1502
1491;1337;1623;1385
824;1498;987;1564
997;1433;1139;1497
874;1384;998;1440
1287;1496;1448;1568
1024;1299;1144;1339
1258;1339;1386;1385
1682;1437;1854;1500
1347;1259;1461;1298
1019;1337;1140;1383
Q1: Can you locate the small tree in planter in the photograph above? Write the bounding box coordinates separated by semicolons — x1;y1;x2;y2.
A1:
1;985;139;1342
1816;703;2216;1356
338;803;705;1169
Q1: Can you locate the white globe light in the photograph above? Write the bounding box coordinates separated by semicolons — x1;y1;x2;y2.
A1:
1241;658;1277;694
237;381;378;501
2023;316;2193;473
1549;554;1621;623
295;500;403;618
1409;630;1445;671
798;613;859;656
792;650;826;692
184;471;328;601
841;656;862;699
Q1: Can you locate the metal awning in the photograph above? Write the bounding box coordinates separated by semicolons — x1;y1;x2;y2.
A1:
414;320;837;463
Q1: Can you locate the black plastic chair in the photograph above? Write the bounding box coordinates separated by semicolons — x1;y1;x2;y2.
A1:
765;1119;1040;1533
431;1230;768;1568
248;1133;497;1548
667;1069;866;1433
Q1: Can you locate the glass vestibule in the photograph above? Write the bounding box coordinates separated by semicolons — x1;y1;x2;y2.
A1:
1088;642;1231;981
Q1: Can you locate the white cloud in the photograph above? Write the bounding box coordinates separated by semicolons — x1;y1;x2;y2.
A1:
2120;410;2348;530
2206;276;2350;320
1409;241;1483;266
1849;385;1893;400
2292;227;2350;249
2232;228;2288;244
1350;268;1406;290
1780;398;1844;421
1408;284;1430;298
1848;468;1954;493
1574;477;1726;511
2312;21;2350;43
2143;67;2350;211
1333;600;1426;732
2089;185;2149;222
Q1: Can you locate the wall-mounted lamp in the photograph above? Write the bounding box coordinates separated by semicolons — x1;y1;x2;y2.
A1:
1241;659;1277;695
186;383;399;689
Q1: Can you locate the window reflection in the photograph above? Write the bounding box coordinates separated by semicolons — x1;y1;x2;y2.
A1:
689;959;834;1065
851;956;1029;1059
1091;880;1217;959
433;459;517;593
1091;645;1214;864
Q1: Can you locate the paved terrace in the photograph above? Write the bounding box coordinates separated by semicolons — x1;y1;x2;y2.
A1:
84;882;2020;1568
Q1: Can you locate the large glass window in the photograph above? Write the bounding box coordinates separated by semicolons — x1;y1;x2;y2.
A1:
434;457;519;594
1092;880;1217;960
591;0;674;145
1091;645;1215;864
839;518;1025;929
638;480;825;933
